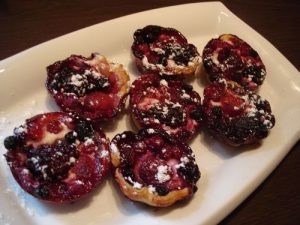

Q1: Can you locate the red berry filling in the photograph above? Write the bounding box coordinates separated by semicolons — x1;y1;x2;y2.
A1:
4;112;110;202
132;25;200;75
46;53;128;121
130;73;202;142
202;34;266;90
202;80;275;146
110;128;200;196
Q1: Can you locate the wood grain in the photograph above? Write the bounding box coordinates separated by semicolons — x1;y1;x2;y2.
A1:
0;0;299;224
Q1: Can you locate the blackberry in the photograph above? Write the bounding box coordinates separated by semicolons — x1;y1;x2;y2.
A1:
178;162;200;183
35;185;49;198
76;120;93;141
156;186;169;196
4;136;19;150
190;108;203;121
65;131;77;143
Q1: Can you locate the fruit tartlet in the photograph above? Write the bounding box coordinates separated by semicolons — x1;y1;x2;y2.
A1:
110;128;200;207
129;73;202;142
46;53;129;122
202;34;266;91
132;25;200;76
202;79;275;146
3;112;110;202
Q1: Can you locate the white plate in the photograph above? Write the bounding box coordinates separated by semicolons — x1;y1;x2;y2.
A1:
0;2;299;225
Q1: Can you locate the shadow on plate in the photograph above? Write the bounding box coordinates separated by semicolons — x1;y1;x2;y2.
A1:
45;95;60;112
107;176;143;216
98;106;129;133
200;127;261;159
196;62;210;88
126;55;140;77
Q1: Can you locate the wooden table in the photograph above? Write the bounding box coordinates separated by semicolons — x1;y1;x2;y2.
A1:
0;0;299;224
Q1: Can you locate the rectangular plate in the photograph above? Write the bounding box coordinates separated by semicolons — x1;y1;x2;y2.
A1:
0;2;299;225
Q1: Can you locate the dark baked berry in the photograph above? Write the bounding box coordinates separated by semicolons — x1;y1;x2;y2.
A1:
65;131;77;143
76;120;93;141
178;162;200;182
189;108;203;122
35;186;50;198
4;136;19;150
155;186;170;196
182;84;193;92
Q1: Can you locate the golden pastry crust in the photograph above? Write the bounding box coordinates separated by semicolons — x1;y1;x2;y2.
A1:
219;34;234;42
89;54;130;97
114;169;190;207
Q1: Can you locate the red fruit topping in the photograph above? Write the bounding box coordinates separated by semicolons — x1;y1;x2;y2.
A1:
46;53;129;122
84;92;114;119
202;34;266;91
132;25;200;76
4;112;110;202
202;80;275;146
110;128;200;201
130;73;202;142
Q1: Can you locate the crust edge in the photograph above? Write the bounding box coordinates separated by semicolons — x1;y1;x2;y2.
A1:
114;168;191;207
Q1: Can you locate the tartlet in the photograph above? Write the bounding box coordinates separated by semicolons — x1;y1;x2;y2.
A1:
132;25;200;76
110;128;200;207
202;79;275;146
46;53;129;122
202;34;266;91
129;73;202;142
4;112;110;202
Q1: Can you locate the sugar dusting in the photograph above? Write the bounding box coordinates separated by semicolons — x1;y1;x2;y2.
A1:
125;176;143;189
0;180;36;224
155;165;171;183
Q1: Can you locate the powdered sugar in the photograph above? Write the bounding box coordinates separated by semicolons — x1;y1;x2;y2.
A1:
148;185;156;194
14;125;27;134
126;176;143;189
156;165;171;183
110;143;119;154
84;137;94;146
140;40;200;76
100;150;109;158
160;79;168;87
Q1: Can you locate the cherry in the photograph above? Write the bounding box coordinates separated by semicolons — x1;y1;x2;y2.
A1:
84;92;114;114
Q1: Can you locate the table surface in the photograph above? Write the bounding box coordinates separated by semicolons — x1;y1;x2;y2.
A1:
0;0;299;224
